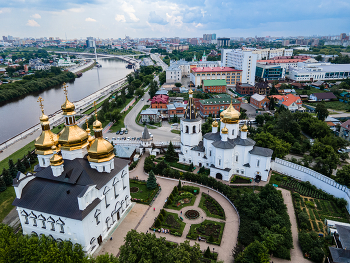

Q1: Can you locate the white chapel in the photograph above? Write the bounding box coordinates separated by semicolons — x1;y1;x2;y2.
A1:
179;89;273;182
12;85;131;254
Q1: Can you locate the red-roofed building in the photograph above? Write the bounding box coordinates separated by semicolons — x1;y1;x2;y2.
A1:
270;94;303;112
150;95;169;109
190;67;242;87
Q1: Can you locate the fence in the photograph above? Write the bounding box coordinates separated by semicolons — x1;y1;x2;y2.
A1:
271;158;350;212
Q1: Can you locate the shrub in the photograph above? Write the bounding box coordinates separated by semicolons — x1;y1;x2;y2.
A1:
155;218;161;228
158;214;164;222
161;209;166;217
208;235;214;242
204;246;211;258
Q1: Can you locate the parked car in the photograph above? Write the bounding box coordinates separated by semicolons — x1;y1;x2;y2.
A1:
125;130;128;134
127;137;131;141
132;137;136;140
149;133;153;138
120;131;124;135
116;131;120;135
141;98;144;101
137;137;141;141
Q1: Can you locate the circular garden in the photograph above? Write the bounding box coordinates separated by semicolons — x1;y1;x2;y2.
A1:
185;210;200;220
130;187;139;193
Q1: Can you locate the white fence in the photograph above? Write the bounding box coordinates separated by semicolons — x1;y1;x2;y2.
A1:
272;158;350;212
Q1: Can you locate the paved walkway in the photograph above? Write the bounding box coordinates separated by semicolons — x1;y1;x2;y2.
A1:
95;153;239;262
270;188;309;263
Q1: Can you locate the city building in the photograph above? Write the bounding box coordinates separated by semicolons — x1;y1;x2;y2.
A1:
190;67;242;87
202;79;227;93
250;94;270;109
165;53;220;84
150;95;169;109
288;62;350;81
221;49;257;85
253;48;293;60
255;64;285;81
179;89;273;181
167;102;186;118
340;120;350;142
328;224;350;262
217;38;230;47
235;83;255;95
140;108;161;123
198;94;240;117
86;37;96;48
270;94;303;112
255;82;271;95
309;92;337;101
13;93;131;255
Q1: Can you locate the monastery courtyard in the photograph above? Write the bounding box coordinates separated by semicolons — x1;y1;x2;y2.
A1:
95;154;309;263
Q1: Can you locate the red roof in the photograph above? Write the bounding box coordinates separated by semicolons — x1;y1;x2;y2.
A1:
341;120;350;131
151;95;169;104
191;67;242;73
270;94;302;107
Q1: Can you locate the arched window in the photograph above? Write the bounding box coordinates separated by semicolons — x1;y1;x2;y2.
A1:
232;129;234;135
104;186;111;208
185;126;189;133
57;218;65;233
47;217;55;231
21;210;29;224
193;126;196;133
94;209;101;225
30;212;37;227
38;214;46;229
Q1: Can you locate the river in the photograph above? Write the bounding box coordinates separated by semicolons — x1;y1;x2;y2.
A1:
0;58;133;144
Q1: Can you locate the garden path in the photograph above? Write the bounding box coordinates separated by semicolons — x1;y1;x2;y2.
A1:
270;188;310;263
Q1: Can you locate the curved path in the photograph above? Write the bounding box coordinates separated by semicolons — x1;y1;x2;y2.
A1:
96;154;239;262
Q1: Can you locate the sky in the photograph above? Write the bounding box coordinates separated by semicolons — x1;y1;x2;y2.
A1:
1;0;350;39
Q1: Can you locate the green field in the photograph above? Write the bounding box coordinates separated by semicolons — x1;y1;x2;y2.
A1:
305;101;349;111
0;187;16;222
295;87;326;96
0;141;36;172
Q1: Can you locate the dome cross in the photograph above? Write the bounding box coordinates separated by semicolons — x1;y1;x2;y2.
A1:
62;82;68;98
37;96;45;114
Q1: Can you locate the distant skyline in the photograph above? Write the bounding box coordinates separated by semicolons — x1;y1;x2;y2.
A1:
1;0;350;39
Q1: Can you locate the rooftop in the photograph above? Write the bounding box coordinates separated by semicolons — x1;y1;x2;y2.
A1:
191;67;242;73
202;79;227;86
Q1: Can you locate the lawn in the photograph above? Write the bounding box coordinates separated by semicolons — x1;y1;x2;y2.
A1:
152;210;186;237
186;219;225;245
51;124;65;134
230;175;252;184
171;130;181;134
83;97;106;115
198;193;226;220
130;180;159;205
295;87;327;96
305;101;349;111
0;140;36;172
0;186;16;222
164;186;200;211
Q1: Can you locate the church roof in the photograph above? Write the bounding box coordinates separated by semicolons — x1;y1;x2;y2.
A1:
336;224;350;249
12;157;128;220
142;126;151;139
249;146;273;157
203;132;221;141
233;137;256;146
191;141;205;152
212;140;235;149
329;247;350;263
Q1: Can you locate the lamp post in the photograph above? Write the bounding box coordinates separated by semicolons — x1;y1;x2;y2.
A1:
27;158;31;172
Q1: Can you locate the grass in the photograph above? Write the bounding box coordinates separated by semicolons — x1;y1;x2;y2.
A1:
77;61;96;73
153;211;186;236
83;97;106;115
171;130;181;134
295;87;327;96
0;186;16;222
186;220;225;245
198;193;226;220
230;175;252;184
164;187;200;211
305;101;349;111
51;124;65;134
0;140;36;172
130;180;159;205
109;97;139;133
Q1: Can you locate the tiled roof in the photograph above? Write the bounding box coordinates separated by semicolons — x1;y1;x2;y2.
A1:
251;93;267;102
270;94;301;107
341;120;350;131
151;94;169;104
311;92;337;100
191;67;242;73
249;146;273;157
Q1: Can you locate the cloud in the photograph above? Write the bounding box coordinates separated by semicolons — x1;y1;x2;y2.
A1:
115;14;126;23
67;7;84;13
85;17;96;22
195;23;203;28
26;19;40;27
121;1;139;22
0;8;11;14
31;13;41;19
148;11;168;25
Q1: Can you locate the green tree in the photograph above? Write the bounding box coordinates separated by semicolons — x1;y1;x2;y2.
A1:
235;240;270;263
2;168;12;186
8;159;17;178
315;102;328;121
147;170;158;190
315;55;323;62
204;246;211;258
336;164;350;187
255;115;265;126
0;177;6;192
254;132;291;158
269;97;275;110
165;141;177;162
175;82;182;87
178;180;182;190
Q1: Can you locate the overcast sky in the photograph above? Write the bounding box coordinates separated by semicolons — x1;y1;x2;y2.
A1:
1;0;350;39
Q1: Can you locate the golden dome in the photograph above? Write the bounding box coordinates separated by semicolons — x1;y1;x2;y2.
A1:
88;137;115;163
212;120;218;127
93;118;103;130
189;89;193;95
58;125;89;151
221;126;228;134
50;146;64;166
61;97;76;116
40;113;49;123
220;102;240;124
35;132;59;155
241;124;248;132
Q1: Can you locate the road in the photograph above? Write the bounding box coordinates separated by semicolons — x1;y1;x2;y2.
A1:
150;53;168;71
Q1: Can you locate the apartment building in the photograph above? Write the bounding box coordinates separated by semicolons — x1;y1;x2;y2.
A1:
199;94;241;117
190;67;242;87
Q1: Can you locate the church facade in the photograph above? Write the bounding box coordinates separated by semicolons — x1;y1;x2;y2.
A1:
179;90;273;182
12;85;131;254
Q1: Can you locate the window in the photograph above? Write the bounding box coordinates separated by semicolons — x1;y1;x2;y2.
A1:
232;130;234;135
47;217;55;231
21;211;29;224
113;177;119;199
198;153;200;156
241;170;244;175
57;218;65;233
33;218;37;227
257;160;260;167
209;151;212;156
193;126;196;133
235;155;238;162
185;126;189;133
219;159;221;166
90;238;97;251
104;186;111;208
95;210;101;225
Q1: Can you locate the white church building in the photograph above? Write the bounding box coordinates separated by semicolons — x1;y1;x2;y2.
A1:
179;90;273;182
12;88;131;254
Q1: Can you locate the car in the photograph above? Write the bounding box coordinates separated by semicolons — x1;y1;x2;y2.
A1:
137;137;141;140
127;137;131;140
132;137;136;140
123;137;126;140
120;131;124;135
141;98;144;101
149;133;153;138
117;137;120;140
125;130;128;134
116;131;120;135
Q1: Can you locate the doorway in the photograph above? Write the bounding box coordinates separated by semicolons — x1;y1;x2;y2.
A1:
97;235;102;245
216;173;222;180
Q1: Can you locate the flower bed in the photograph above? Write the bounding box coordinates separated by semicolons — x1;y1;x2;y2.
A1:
198;193;225;220
186;220;225;245
130;180;159;205
185;210;200;220
151;210;186;237
164;185;200;211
